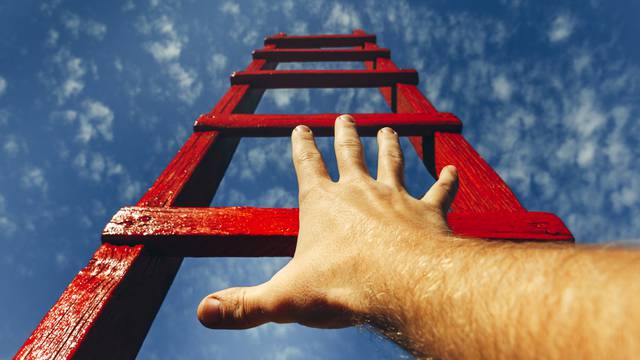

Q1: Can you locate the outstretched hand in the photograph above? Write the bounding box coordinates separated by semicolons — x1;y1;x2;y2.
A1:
197;114;458;330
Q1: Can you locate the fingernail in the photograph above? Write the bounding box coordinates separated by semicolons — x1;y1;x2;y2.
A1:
338;114;355;124
199;297;222;325
380;127;396;135
295;124;311;133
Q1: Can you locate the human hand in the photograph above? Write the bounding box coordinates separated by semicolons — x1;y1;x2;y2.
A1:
197;114;459;330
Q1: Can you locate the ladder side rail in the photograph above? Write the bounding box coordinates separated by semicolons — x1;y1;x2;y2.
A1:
15;50;278;360
357;32;524;213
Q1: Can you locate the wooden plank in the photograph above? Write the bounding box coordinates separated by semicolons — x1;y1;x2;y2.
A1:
194;112;462;135
431;132;525;212
252;48;390;62
359;35;525;213
230;69;418;88
15;51;278;359
101;207;574;257
264;33;376;48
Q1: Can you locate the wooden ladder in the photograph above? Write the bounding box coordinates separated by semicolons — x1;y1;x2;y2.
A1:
16;30;573;359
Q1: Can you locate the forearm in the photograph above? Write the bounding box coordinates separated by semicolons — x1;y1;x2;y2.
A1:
370;235;640;359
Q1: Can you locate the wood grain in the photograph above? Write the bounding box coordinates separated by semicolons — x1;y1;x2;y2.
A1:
101;206;574;257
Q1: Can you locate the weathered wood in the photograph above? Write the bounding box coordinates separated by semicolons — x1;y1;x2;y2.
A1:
101;206;574;257
15;50;278;360
230;69;418;88
17;31;574;360
194;112;462;135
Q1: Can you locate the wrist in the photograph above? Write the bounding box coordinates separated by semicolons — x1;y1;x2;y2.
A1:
357;229;457;324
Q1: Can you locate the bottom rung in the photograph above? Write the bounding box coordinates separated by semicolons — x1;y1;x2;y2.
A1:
102;207;574;257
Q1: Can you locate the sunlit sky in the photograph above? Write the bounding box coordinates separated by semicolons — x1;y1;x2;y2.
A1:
1;0;640;358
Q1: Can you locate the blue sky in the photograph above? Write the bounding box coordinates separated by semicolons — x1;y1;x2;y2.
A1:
1;0;640;358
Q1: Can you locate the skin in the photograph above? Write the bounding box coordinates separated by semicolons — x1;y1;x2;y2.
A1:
198;114;640;359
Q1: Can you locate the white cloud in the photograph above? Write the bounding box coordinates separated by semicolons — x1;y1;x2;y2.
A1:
207;53;227;74
220;1;240;15
62;12;107;40
243;30;259;46
21;166;48;193
259;187;296;207
167;63;202;104
548;15;574;42
324;3;362;33
46;29;59;47
565;89;606;138
61;12;81;36
265;89;310;109
119;178;142;202
146;39;182;63
85;20;107;40
492;74;513;101
55;253;68;268
137;15;201;104
0;193;16;235
0;76;6;97
114;58;123;72
122;0;135;11
3;135;24;157
51;50;87;104
72;151;122;182
67;99;114;144
573;53;591;74
142;16;184;63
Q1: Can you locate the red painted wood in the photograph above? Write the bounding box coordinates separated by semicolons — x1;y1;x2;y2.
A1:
264;33;376;48
15;48;278;359
252;48;390;62
194;112;462;135
230;69;418;88
18;32;574;359
101;206;573;257
358;35;525;213
432;132;525;212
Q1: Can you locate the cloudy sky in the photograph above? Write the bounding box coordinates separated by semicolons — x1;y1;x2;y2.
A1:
1;0;639;358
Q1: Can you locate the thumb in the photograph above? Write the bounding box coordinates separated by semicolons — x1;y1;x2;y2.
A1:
197;283;275;329
422;165;459;213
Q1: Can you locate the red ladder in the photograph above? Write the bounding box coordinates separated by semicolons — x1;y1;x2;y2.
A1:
15;30;573;359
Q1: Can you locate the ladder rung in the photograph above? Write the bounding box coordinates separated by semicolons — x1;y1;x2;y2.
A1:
194;112;462;136
252;48;390;62
102;207;575;257
230;69;418;88
264;33;376;48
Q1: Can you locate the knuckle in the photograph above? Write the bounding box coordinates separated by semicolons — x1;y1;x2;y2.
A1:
436;180;452;193
296;150;321;163
337;138;362;151
237;288;250;321
384;149;404;162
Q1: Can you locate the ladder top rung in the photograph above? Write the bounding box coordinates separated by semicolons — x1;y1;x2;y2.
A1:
252;48;390;62
230;69;418;88
264;33;376;48
194;112;462;136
